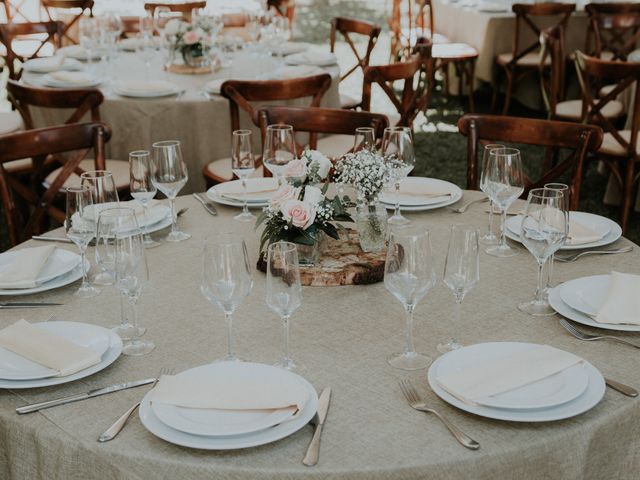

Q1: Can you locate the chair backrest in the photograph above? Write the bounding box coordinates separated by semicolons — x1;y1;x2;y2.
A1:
458;113;603;209
330;17;381;87
0;122;111;246
0;21;63;79
585;3;640;60
267;0;295;27
144;1;206;20
1;0;41;23
539;25;566;118
388;0;435;61
41;0;93;45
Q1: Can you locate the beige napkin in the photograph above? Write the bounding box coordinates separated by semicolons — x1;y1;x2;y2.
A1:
566;219;605;245
436;345;583;405
216;180;279;200
118;80;175;94
0;320;101;376
49;70;94;84
0;245;55;289
24;55;64;72
595;272;640;325
397;184;453;198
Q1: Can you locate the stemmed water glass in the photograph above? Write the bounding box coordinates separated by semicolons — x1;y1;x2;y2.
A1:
65;186;100;298
483;148;524;257
129;150;160;247
138;14;156;80
479;143;505;245
201;234;253;362
353;127;376;153
384;227;437;370
518;188;568;316
151;140;190;242
266;242;302;370
263;124;296;185
381;126;415;226
231;130;256;222
437;225;480;353
79;18;97;73
543;182;569;292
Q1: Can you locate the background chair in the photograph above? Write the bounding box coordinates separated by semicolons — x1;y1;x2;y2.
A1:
0;20;63;79
267;0;295;29
41;0;93;45
143;1;206;21
585;3;640;61
389;0;449;61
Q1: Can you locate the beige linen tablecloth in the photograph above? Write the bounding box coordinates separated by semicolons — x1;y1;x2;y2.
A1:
1;190;639;480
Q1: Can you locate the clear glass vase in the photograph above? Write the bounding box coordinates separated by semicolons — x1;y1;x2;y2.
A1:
355;199;388;252
183;48;210;69
295;231;325;266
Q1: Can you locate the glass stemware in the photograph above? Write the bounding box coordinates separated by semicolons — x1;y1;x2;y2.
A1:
479;143;505;246
266;242;302;370
381;126;415;226
518;188;568;316
65;186;100;298
151;140;190;242
138;14;156;80
79;18;97;73
437;225;480;353
384;227;437;370
231;130;256;222
263;124;296;185
201;234;253;362
543;182;569;292
129;150;160;247
483;148;525;257
353;127;376;153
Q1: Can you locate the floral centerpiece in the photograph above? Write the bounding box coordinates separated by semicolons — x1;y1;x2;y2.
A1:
165;18;214;69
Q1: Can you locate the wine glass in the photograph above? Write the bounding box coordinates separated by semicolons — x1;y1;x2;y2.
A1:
79;18;97;73
437;225;480;353
129;150;160;248
151;140;190;242
201;234;253;362
115;229;154;355
479;143;505;246
518;188;567;316
231;130;256;222
65;186;100;298
381;126;415;226
384;227;437;370
353;127;376;153
266;242;302;370
263;124;296;185
138;14;155;80
543;182;569;292
483;148;525;257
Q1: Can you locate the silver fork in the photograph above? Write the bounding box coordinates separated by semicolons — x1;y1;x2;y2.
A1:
447;197;488;214
97;367;173;442
398;380;480;450
554;246;632;263
559;319;640;349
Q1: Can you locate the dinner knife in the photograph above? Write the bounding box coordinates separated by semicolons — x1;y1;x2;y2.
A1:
303;387;331;467
31;236;73;244
192;192;218;216
16;378;156;414
0;302;63;309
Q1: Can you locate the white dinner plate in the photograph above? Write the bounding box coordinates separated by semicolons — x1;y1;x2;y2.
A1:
284;51;337;67
0;324;122;389
0;248;80;288
559;275;610;318
505;212;621;250
83;202;171;231
113;81;182;98
40;72;103;88
58;45;102;61
139;363;318;450
380;177;462;207
271;42;310;56
118;37;163;52
0;321;111;381
22;57;81;73
428;342;605;422
151;362;309;437
0;258;88;296
207;178;279;208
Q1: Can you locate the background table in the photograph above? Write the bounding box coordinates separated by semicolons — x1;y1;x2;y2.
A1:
1;191;639;479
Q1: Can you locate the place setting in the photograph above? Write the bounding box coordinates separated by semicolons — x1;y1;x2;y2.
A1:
111;80;184;98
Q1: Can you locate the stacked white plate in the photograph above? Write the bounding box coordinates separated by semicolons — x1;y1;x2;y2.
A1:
22;56;81;73
428;342;606;422
380;177;462;211
80;201;173;236
139;362;319;450
118;37;163;52
40;71;102;88
207;178;279;208
113;80;182;98
271;42;310;56
58;45;103;62
284;51;338;67
0;321;123;389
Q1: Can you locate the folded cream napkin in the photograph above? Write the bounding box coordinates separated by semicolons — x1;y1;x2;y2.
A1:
49;70;94;84
216;180;279;199
118;80;175;94
0;320;101;376
24;55;65;72
436;345;583;405
595;272;640;325
566;219;605;245
287;51;337;66
0;245;55;289
397;184;453;198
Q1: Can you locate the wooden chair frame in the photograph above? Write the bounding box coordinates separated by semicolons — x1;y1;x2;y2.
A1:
0;21;63;79
539;26;567;119
389;0;437;61
585;3;640;61
144;1;206;20
330;17;381;86
1;0;41;23
267;0;295;28
42;0;93;45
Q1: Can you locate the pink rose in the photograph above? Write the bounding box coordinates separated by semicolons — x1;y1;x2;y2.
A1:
281;199;316;230
283;159;307;179
270;184;300;207
183;30;200;45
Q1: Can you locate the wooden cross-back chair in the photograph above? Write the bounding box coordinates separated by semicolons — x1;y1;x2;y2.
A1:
41;0;93;45
144;1;206;21
458;114;604;211
585;3;640;61
0;21;63;80
388;0;448;62
267;0;295;28
1;0;41;23
493;2;575;115
0;122;111;246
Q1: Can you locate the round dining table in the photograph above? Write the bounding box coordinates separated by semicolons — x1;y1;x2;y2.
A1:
1;190;639;480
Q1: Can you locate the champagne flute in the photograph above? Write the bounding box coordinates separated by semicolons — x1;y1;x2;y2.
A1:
231;130;256;222
518;188;567;316
151;140;190;242
65;186;100;298
437;225;480;353
353;127;376;153
263;124;296;185
543;182;569;292
266;242;302;370
479;143;505;246
381;126;415;226
384;227;437;370
483;148;524;257
201;234;253;362
129;150;160;247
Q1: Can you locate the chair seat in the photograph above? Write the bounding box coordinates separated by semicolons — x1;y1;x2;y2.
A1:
4;158;32;173
599;84;617;98
0;111;24;135
432;43;478;60
497;51;550;67
316;134;355;159
599;130;639;157
555;99;624;121
44;159;130;189
205;157;264;183
401;27;450;45
340;91;361;109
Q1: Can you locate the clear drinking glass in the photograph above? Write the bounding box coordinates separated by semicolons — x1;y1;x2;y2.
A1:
263;124;296;185
381;126;415;226
231;130;257;222
151;140;190;242
138;14;156;80
483;148;525;257
479;143;505;246
65;186;100;298
79;18;97;73
266;242;302;370
201;234;253;362
518;188;568;316
437;225;480;353
129;150;160;248
543;182;569;292
384;227;437;370
353;127;376;153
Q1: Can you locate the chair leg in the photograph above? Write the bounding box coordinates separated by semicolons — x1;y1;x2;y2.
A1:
467;60;476;113
620;158;636;234
490;66;501;113
501;67;515;116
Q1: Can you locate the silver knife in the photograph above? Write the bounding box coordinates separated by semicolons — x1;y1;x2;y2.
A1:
192;192;218;216
31;236;73;244
0;302;63;308
303;387;331;466
16;378;156;414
